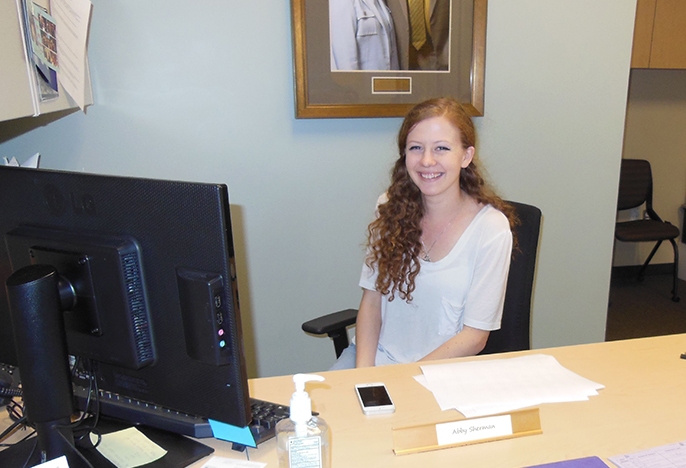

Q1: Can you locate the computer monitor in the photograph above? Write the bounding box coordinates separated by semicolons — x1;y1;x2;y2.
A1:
0;165;251;465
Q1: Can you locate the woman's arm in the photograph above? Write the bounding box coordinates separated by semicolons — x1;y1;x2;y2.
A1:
418;325;489;361
355;288;383;367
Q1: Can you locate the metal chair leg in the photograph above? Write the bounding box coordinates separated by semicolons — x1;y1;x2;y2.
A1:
638;241;663;282
669;238;680;302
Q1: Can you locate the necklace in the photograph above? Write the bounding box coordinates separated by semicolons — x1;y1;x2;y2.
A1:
420;211;460;262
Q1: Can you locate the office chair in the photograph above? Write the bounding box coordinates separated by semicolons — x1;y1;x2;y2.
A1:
302;201;542;358
614;158;680;302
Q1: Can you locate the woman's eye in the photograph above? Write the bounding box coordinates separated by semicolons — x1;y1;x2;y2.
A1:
408;145;422;152
436;146;451;152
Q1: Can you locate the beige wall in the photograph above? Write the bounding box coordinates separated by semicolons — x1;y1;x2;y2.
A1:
615;69;686;278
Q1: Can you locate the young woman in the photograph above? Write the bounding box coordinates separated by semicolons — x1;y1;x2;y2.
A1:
331;97;516;370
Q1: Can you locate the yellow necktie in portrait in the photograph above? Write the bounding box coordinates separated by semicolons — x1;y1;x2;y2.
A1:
408;0;427;50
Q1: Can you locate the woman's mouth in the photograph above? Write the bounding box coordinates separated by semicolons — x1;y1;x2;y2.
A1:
420;172;443;180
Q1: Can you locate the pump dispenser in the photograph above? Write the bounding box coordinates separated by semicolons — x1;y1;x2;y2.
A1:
276;374;331;468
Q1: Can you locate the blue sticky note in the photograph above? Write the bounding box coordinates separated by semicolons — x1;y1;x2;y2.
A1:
208;419;257;448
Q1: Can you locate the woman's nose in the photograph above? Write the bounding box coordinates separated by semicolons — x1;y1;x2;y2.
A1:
420;150;436;166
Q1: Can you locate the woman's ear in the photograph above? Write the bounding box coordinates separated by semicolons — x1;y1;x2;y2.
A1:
461;146;475;168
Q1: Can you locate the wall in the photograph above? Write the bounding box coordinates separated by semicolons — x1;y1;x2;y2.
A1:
615;69;686;278
0;0;637;377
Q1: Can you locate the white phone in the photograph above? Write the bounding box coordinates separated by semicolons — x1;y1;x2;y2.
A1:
354;382;395;415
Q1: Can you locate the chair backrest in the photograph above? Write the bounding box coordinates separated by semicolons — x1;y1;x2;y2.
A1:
480;201;542;355
617;159;653;211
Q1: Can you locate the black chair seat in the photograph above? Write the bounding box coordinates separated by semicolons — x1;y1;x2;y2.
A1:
615;220;679;242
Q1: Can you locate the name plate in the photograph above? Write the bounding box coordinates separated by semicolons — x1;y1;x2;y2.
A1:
435;414;513;446
392;408;542;456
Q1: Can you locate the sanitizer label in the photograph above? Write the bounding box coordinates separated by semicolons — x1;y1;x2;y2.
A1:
288;436;322;468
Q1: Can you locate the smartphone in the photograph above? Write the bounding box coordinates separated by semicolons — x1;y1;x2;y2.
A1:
354;382;395;415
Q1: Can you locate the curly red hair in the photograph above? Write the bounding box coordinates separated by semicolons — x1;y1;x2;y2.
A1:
365;98;517;302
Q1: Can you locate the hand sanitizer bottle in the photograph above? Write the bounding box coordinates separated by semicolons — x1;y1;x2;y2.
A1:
276;373;331;468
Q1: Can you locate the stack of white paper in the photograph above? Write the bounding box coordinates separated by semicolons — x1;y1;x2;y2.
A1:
415;354;604;418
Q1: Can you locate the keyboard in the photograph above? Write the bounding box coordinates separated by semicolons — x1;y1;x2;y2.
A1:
72;385;291;450
247;398;290;440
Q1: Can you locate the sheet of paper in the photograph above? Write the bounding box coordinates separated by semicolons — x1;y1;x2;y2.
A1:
50;0;92;110
30;455;69;468
608;440;686;468
418;354;604;418
89;427;167;468
200;456;267;468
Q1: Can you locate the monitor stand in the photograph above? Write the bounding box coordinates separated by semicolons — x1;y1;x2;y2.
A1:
2;265;214;468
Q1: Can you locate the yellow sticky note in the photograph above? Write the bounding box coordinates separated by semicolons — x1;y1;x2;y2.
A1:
90;427;167;468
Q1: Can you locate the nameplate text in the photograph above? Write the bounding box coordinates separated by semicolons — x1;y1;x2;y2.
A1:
435;414;513;446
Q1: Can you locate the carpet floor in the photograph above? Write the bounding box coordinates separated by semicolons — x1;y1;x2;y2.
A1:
606;274;686;341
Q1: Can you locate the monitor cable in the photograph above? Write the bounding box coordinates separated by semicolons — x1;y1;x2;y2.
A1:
66;357;102;450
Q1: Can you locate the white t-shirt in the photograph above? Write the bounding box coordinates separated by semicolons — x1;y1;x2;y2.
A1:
359;203;512;364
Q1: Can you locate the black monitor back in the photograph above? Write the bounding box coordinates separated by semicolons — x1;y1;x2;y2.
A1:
0;165;250;428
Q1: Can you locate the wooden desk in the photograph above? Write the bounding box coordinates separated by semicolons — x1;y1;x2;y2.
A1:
191;334;686;467
2;335;685;467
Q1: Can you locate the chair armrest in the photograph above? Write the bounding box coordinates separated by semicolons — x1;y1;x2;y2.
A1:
302;309;358;336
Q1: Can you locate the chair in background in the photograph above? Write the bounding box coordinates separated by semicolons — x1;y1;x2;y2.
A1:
614;158;680;302
302;201;542;359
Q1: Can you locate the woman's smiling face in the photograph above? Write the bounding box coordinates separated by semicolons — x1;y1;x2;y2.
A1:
404;116;474;201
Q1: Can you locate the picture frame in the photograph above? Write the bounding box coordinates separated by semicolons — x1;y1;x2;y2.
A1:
291;0;487;119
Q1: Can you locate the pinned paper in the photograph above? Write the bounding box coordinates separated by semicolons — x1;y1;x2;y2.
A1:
50;0;92;110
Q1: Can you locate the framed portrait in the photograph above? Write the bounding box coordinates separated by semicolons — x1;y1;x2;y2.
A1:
291;0;487;119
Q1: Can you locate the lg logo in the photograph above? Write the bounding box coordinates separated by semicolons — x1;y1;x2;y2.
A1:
43;184;97;216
